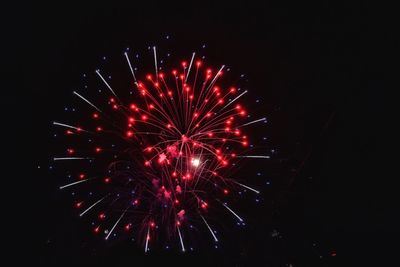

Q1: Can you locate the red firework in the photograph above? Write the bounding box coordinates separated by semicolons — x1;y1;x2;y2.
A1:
53;47;267;252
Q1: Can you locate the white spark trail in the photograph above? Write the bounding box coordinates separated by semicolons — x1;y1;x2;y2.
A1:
239;117;267;127
221;202;243;222
53;121;88;132
185;52;196;83
53;157;93;161
79;195;108;217
209;65;225;85
124;51;137;83
95;70;117;96
233;181;260;194
105;206;130;240
236;155;270;159
177;226;186;252
59;179;89;190
200;215;218;242
73;91;102;112
222;90;248;110
145;226;150;253
153;46;158;81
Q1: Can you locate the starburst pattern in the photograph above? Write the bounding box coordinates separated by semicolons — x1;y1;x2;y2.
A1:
53;46;268;252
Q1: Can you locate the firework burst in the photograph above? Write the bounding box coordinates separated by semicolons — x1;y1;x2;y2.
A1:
53;46;268;252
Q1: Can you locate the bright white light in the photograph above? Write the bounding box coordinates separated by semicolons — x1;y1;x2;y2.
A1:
192;158;200;167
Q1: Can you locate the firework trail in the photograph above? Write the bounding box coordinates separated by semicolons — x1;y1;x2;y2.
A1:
53;45;268;252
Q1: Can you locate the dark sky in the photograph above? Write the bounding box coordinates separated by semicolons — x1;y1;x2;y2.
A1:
6;1;392;266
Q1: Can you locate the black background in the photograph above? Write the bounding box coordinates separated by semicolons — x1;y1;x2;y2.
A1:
6;1;393;266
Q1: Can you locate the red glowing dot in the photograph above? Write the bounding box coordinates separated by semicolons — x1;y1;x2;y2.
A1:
99;213;106;220
172;70;177;75
149;104;154;109
242;141;248;146
126;131;134;137
201;202;208;209
172;171;177;177
145;161;151;166
104;177;110;183
146;146;153;152
92;113;99;119
67;148;74;154
230;87;236;93
95;147;102;153
159;73;164;78
176;221;181;226
79;174;85;179
182;61;187;67
223;189;229;195
96;126;103;132
175;199;180;204
75;201;83;208
130;104;136;110
125;224;131;231
128;117;135;123
112;104;118;109
150;222;156;228
110;98;115;103
181;135;188;142
141;115;148;120
146;74;152;80
196;60;202;67
133;199;139;205
66;130;74;135
94;226;100;234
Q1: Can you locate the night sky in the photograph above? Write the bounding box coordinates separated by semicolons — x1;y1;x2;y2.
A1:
6;1;392;266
